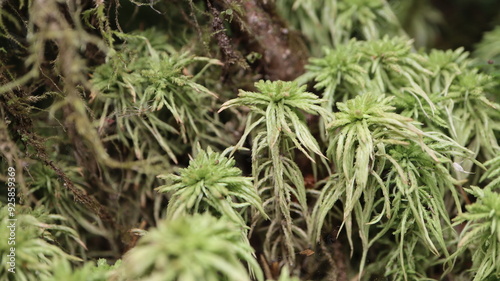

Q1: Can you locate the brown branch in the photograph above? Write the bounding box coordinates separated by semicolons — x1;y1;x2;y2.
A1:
216;0;309;81
207;0;248;68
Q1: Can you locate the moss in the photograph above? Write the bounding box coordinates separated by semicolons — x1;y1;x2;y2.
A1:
1;1;500;280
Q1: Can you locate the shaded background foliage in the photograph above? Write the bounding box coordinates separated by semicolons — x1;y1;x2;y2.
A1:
1;0;500;280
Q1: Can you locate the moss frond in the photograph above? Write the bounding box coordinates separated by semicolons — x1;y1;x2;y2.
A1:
122;214;263;281
157;146;267;227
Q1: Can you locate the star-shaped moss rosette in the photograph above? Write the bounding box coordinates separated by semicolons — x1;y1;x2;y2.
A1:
300;40;367;109
312;92;475;277
122;214;263;281
0;204;82;281
219;80;331;161
446;69;500;159
156;146;267;226
218;80;331;263
90;29;224;164
325;93;433;208
452;186;500;281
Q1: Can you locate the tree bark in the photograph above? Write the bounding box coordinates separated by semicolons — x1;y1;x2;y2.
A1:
215;0;309;81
